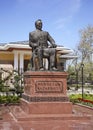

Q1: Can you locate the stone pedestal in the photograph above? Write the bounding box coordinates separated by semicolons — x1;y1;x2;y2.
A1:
21;71;72;114
10;71;92;130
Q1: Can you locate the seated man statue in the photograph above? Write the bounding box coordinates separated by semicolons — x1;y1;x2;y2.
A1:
29;19;57;71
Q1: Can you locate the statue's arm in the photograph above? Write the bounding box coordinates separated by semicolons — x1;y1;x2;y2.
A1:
29;33;38;49
29;33;34;48
47;32;57;48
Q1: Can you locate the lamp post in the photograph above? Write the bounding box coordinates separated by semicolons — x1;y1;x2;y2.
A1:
81;63;84;99
75;69;78;90
0;68;3;79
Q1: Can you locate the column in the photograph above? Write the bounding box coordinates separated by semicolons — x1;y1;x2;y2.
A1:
20;53;24;72
14;52;18;70
64;61;66;71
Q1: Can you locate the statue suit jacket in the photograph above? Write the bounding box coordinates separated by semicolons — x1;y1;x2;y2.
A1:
29;29;55;49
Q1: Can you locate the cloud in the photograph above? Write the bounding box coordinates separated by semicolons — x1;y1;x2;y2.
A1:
70;0;81;13
54;0;82;29
54;16;72;29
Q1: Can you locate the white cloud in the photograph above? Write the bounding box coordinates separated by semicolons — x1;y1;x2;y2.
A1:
54;0;82;29
70;0;81;13
54;16;72;29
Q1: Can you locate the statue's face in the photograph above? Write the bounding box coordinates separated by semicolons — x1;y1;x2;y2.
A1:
36;21;42;30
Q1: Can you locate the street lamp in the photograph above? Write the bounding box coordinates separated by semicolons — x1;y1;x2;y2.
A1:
81;63;84;99
0;68;3;80
75;69;79;90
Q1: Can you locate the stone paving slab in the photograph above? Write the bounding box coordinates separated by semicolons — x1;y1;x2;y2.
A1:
10;106;92;121
0;104;93;130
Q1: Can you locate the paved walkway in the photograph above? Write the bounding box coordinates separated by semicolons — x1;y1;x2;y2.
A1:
0;104;93;130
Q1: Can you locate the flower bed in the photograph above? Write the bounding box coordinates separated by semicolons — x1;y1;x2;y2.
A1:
78;98;93;107
69;94;93;107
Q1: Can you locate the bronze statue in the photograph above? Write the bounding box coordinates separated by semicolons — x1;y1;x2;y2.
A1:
29;19;57;71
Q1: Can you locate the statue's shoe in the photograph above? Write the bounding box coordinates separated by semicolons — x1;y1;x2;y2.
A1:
31;67;35;71
50;67;58;71
39;68;44;71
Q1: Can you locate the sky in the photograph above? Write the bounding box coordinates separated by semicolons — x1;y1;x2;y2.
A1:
0;0;93;49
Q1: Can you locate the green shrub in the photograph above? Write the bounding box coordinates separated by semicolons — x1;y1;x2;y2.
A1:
69;94;93;106
0;95;20;104
69;94;82;104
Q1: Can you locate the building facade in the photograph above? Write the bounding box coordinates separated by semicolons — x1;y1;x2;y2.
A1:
0;41;74;72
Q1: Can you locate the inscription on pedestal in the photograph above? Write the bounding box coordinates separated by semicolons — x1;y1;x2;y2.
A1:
35;81;63;93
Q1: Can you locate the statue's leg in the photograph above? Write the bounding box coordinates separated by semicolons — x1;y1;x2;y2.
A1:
43;49;50;70
50;49;55;67
30;57;33;69
49;48;57;70
38;48;43;69
30;51;36;71
48;57;50;70
43;48;56;70
32;54;36;70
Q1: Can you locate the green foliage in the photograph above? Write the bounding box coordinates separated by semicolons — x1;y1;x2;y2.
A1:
67;62;93;86
0;68;24;105
0;95;20;104
83;94;93;101
69;94;82;103
0;79;4;92
0;69;24;105
69;94;93;101
13;71;24;96
69;94;93;107
0;68;13;93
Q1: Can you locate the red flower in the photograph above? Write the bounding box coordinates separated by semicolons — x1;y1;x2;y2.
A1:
78;98;93;105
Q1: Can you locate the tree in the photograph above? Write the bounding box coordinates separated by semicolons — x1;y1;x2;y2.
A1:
67;65;76;84
0;68;24;96
76;25;93;85
0;68;12;95
13;70;24;97
67;25;93;89
78;25;93;62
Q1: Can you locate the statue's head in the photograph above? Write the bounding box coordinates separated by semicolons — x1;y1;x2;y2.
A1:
35;19;42;30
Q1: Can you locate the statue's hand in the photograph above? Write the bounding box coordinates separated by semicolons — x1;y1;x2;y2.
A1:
52;44;57;48
34;43;38;47
49;43;57;48
33;43;38;49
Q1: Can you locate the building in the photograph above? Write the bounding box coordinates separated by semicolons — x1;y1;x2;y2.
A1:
0;41;75;72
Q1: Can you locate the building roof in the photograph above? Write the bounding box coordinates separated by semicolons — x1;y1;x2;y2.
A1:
59;54;78;59
0;41;76;59
0;41;30;51
0;41;28;46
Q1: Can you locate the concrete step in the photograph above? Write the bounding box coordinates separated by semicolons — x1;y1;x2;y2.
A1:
10;106;92;121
